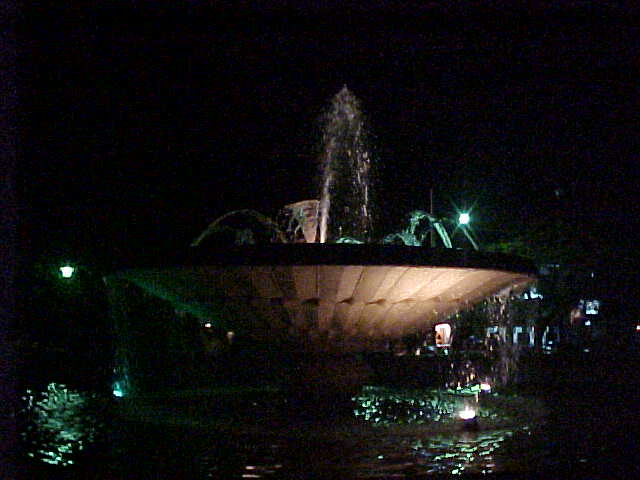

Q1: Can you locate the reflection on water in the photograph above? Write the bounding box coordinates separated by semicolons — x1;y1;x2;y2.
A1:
351;386;529;427
352;386;458;424
346;386;526;476
20;382;106;466
192;426;523;478
19;383;540;477
410;430;514;476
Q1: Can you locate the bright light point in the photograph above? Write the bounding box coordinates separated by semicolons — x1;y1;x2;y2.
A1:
112;389;124;398
459;407;476;420
59;265;75;278
636;325;640;332
458;213;470;225
480;383;491;392
204;322;212;328
584;320;591;326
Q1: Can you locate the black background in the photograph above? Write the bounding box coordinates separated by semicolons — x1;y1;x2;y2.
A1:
16;2;640;310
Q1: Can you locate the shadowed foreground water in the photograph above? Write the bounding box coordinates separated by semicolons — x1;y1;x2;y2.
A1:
15;348;640;478
15;386;638;478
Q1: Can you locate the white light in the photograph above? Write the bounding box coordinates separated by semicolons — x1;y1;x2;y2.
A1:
528;288;543;299
636;325;640;332
459;407;476;420
458;213;470;225
204;322;212;328
434;323;451;346
584;320;591;326
59;265;75;278
480;383;491;392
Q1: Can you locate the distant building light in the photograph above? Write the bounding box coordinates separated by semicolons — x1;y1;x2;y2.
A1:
59;265;75;278
585;320;592;326
539;264;560;275
204;322;212;328
585;300;600;315
636;325;640;332
480;382;491;392
522;287;544;300
227;331;235;342
528;288;543;299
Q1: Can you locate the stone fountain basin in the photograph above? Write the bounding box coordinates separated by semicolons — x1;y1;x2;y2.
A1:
108;245;535;349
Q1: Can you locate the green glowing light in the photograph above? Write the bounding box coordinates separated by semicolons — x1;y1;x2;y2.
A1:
458;213;470;225
112;381;125;398
59;265;75;278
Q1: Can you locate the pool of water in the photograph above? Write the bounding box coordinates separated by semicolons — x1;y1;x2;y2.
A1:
17;378;635;479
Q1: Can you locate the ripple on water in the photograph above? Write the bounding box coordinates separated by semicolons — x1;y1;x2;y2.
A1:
19;384;547;477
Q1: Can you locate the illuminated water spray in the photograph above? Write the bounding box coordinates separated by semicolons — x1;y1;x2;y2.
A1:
318;86;373;243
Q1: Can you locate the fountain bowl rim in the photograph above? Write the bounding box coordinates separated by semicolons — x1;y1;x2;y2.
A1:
105;244;537;278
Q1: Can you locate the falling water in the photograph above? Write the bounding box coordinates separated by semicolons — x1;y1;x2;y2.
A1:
444;291;532;392
318;86;373;243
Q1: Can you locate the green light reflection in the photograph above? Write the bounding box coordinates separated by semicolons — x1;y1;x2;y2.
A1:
20;383;105;467
352;386;535;476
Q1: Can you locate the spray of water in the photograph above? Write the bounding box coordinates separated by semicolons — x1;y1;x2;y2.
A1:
318;86;373;243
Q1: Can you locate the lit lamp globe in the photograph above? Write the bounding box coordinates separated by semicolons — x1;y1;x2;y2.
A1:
458;213;470;226
459;406;478;430
59;265;75;279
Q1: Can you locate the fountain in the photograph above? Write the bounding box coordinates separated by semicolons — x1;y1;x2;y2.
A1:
105;87;535;400
318;86;373;243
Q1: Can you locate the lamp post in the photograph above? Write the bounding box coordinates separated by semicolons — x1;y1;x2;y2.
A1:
457;212;479;251
430;188;436;248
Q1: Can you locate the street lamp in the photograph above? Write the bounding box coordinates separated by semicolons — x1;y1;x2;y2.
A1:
456;212;479;251
59;264;75;279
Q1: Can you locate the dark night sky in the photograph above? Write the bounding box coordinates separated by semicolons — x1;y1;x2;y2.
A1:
17;3;640;291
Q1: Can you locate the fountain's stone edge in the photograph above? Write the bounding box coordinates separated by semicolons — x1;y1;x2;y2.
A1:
105;244;537;275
